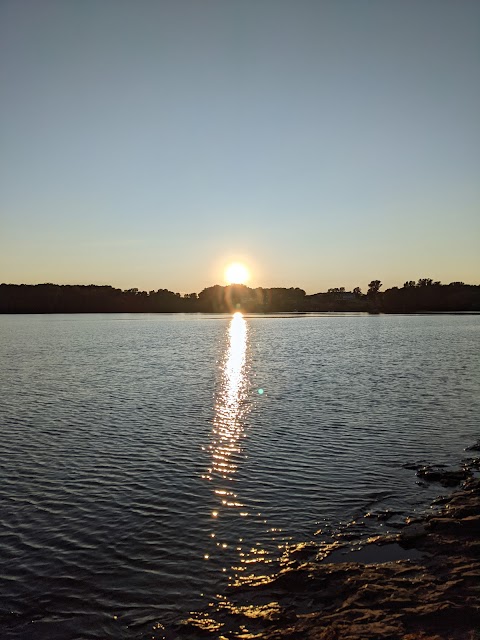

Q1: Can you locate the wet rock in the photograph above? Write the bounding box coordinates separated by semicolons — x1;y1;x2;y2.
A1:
429;514;480;536
400;522;427;541
465;441;480;452
416;466;472;487
185;480;480;640
463;457;480;470
283;542;318;564
315;540;346;561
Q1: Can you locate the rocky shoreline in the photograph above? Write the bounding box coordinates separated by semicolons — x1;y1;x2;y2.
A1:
178;456;480;640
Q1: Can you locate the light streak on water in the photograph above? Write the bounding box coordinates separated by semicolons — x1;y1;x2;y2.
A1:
209;312;249;482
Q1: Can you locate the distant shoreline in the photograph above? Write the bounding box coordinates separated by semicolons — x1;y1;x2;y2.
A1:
1;281;479;314
2;310;480;316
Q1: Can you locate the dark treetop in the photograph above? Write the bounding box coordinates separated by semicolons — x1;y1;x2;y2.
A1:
1;280;479;314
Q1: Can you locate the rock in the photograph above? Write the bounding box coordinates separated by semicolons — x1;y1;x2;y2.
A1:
180;480;480;640
400;523;427;541
463;457;480;470
284;542;318;563
416;466;472;487
465;441;480;452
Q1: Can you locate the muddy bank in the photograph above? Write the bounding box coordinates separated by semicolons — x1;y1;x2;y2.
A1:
179;469;480;639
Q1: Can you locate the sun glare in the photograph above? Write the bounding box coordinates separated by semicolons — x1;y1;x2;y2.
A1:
225;262;250;285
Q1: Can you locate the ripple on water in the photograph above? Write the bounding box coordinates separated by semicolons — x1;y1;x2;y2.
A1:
0;313;479;638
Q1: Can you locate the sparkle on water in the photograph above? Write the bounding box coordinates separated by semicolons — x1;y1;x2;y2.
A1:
202;312;272;585
208;311;248;481
1;313;480;639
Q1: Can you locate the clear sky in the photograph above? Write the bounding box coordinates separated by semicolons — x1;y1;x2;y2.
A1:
1;0;479;294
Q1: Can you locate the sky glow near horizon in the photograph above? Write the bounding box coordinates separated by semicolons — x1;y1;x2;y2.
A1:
1;0;479;294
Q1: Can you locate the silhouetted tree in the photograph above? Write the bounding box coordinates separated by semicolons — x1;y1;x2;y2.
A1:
417;278;433;287
367;280;382;295
366;280;382;312
1;280;479;314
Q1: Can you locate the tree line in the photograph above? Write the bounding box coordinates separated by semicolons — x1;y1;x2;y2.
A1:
0;279;479;314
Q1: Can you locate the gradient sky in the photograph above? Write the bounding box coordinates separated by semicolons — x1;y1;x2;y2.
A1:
1;0;479;294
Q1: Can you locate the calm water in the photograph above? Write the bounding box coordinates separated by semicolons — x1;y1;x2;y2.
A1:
0;313;479;639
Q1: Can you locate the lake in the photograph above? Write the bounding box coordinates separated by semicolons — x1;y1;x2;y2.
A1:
0;313;479;639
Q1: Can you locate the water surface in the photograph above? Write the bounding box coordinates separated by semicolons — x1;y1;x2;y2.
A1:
0;313;478;639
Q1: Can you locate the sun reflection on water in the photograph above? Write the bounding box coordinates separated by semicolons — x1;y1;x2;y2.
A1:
207;311;249;482
199;312;277;596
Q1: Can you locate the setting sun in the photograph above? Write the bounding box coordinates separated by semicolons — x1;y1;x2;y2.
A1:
225;262;250;285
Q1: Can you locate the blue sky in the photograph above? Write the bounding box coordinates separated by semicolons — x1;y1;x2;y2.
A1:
1;0;479;293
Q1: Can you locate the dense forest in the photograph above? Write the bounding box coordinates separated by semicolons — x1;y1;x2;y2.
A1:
1;279;479;313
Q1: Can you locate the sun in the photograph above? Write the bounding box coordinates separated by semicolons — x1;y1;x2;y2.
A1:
225;262;250;285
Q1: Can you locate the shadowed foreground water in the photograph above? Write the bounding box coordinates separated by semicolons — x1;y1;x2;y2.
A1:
0;313;479;639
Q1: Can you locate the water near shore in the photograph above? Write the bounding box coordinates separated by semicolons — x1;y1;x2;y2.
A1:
0;313;479;639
